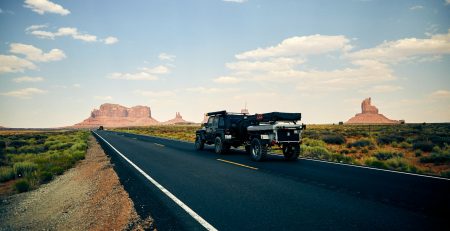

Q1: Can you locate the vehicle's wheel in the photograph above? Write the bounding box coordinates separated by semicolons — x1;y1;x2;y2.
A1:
215;137;227;154
251;138;267;161
195;135;204;150
283;144;300;161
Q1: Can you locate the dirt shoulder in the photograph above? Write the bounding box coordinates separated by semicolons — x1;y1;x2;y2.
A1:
0;135;154;230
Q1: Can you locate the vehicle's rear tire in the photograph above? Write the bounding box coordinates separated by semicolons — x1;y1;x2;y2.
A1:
283;144;300;161
251;138;267;161
195;135;204;150
215;137;228;154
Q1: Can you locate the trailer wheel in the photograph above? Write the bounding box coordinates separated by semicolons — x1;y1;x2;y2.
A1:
215;137;228;154
283;144;300;161
195;135;204;150
251;138;267;161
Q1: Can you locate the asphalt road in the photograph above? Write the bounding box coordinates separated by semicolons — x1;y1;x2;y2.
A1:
93;130;449;231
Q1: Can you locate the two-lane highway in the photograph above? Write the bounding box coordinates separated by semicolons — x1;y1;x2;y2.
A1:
93;130;449;231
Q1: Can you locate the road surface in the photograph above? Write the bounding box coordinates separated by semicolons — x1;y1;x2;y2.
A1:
93;130;449;231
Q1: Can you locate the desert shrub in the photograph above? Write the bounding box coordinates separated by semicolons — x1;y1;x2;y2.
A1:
399;142;412;149
301;145;332;159
377;135;405;145
340;149;350;154
38;171;53;183
9;140;29;148
441;171;450;178
374;151;403;161
412;141;434;152
385;158;410;171
348;139;372;148
302;138;326;147
70;142;88;151
362;148;369;154
365;157;387;169
420;153;450;164
17;144;46;154
48;142;73;150
50;166;64;175
329;153;354;164
414;150;422;157
15;179;30;193
13;161;38;177
5;146;16;154
321;134;346;145
429;135;450;147
0;166;15;182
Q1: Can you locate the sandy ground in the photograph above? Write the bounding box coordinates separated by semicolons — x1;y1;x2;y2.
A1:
0;135;154;231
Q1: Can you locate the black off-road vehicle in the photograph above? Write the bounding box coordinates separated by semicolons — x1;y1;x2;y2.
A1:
195;110;305;161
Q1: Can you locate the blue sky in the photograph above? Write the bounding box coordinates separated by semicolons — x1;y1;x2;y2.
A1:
0;0;449;127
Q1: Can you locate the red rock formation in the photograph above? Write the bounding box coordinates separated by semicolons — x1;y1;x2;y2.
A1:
346;98;399;124
73;103;159;128
162;112;191;125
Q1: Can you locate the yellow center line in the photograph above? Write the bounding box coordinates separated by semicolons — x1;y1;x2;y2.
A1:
154;143;165;147
216;159;258;170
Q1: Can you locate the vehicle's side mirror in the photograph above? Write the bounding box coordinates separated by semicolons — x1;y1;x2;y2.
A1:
203;123;209;128
302;124;306;130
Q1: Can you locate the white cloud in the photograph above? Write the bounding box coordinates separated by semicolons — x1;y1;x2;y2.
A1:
25;24;47;31
12;76;44;83
223;0;247;3
359;85;403;93
1;88;47;99
108;64;171;81
10;43;66;62
72;83;81;88
108;72;158;81
158;53;176;61
140;65;170;74
226;57;304;72
446;0;450;5
347;29;450;63
213;76;243;84
186;87;239;94
27;26;117;44
104;36;119;45
134;90;176;98
429;90;450;99
94;95;113;100
24;0;70;15
236;34;351;59
0;55;37;73
409;5;423;10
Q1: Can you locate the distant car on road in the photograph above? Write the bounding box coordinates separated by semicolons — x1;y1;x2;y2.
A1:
195;110;305;161
98;126;104;130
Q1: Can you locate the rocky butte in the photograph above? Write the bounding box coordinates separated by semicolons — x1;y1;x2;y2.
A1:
73;103;159;128
346;98;400;124
162;112;192;125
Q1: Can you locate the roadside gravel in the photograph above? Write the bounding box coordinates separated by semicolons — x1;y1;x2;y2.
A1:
0;135;154;230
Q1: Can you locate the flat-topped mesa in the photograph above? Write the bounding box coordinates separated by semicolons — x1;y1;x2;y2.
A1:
346;97;400;124
73;103;158;128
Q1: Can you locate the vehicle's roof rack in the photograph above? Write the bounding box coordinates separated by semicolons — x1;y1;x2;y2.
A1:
206;111;247;116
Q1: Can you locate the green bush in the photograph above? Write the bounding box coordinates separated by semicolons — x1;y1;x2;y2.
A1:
348;139;372;148
302;138;326;147
374;151;403;161
15;179;30;193
321;134;346;145
365;157;387;169
377;135;405;145
386;158;410;171
13;161;38;177
414;150;422;157
50;166;64;175
0;166;15;182
412;141;434;152
420;153;450;164
39;171;53;183
301;145;332;159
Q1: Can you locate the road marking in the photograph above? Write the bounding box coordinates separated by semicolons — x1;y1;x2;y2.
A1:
93;132;218;231
154;143;165;147
292;156;449;181
217;159;258;170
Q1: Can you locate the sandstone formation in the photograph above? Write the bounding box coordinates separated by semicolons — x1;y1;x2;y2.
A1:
346;98;399;124
73;103;159;128
162;112;192;125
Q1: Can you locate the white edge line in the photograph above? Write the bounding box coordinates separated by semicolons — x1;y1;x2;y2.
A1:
93;131;218;231
114;131;449;181
269;154;449;181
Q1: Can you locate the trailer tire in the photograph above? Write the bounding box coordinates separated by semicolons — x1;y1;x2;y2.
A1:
251;138;267;161
215;137;228;154
283;144;300;161
195;135;204;150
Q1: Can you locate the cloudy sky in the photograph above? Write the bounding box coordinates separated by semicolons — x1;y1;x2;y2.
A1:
0;0;449;128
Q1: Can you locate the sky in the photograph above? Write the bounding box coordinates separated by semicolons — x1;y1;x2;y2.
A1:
0;0;449;128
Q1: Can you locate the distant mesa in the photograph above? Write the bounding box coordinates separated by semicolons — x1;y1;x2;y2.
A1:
346;98;400;124
73;103;159;128
162;112;193;125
